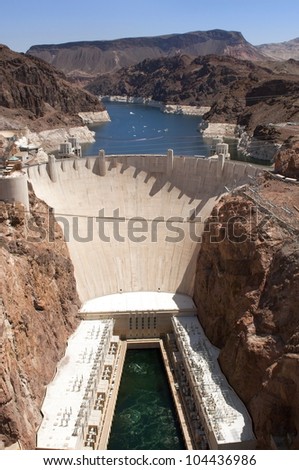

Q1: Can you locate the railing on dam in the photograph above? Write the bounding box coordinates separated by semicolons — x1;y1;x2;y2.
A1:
26;150;262;191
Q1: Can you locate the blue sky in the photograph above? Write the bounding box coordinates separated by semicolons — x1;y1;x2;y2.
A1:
1;0;298;52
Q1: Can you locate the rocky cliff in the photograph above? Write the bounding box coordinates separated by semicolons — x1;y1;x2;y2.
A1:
274;137;299;178
0;192;80;449
0;44;104;132
27;30;265;78
86;54;268;106
194;176;299;449
86;54;299;136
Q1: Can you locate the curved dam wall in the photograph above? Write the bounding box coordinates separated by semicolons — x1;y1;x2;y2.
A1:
27;153;261;303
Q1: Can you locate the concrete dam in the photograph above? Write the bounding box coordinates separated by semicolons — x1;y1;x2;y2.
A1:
27;152;260;450
27;151;261;303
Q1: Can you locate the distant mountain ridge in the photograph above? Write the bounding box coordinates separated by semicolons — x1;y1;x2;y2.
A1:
257;37;299;61
27;29;266;78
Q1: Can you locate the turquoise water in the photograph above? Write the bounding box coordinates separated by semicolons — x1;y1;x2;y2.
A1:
83;102;210;156
108;349;185;450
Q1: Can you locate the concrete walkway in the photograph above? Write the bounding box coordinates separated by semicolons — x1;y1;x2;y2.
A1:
160;341;194;450
97;340;127;450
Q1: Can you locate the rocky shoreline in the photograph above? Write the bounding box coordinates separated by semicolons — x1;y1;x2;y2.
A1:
1;110;111;154
237;130;281;163
29;110;110;152
198;121;284;163
78;110;110;124
100;95;210;116
161;103;211;116
25;126;96;153
198;120;238;139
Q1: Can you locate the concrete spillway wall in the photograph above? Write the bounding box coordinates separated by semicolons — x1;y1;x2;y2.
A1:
27;153;261;303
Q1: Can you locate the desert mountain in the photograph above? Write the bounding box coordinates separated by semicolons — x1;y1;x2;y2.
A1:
27;30;266;79
0;44;104;131
86;54;299;134
257;37;299;61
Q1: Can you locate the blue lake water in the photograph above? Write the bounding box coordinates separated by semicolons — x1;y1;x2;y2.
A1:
83;102;211;156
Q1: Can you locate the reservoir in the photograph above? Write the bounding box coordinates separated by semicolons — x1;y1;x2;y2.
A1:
83;102;210;156
81;102;270;164
108;348;185;450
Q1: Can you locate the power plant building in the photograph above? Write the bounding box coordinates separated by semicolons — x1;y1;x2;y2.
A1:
36;319;121;450
171;316;256;449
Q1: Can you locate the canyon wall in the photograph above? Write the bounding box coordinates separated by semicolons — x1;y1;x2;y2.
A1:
194;180;299;448
0;193;80;449
0;44;104;132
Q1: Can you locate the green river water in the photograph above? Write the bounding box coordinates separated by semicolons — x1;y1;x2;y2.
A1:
108;349;185;450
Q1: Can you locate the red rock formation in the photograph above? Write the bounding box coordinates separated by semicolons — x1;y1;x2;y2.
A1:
194;184;299;449
274;138;299;178
0;193;80;449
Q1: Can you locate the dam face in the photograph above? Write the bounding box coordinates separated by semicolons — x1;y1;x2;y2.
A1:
27;153;261;303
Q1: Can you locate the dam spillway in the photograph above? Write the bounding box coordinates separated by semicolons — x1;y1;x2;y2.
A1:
27;152;261;303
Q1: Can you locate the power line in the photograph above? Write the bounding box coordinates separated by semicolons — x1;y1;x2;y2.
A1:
20;208;202;223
